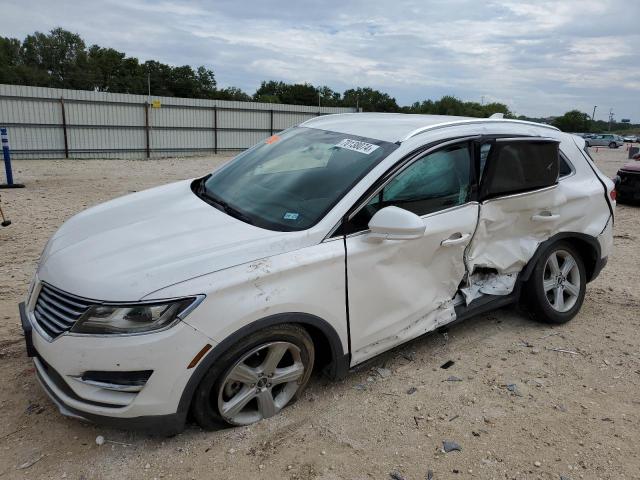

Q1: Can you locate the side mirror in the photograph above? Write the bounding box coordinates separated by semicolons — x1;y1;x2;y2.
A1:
368;206;425;240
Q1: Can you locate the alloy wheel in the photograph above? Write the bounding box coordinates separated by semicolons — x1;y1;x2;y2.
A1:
542;249;581;313
217;341;305;425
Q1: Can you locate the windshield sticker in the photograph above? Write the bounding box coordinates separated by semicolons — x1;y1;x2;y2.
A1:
335;138;380;155
283;212;299;221
265;135;281;145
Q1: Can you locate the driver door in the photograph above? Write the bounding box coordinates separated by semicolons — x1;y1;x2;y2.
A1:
342;141;479;364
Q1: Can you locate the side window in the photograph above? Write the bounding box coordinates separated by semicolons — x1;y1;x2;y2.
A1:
559;155;573;177
480;140;559;199
345;143;472;233
478;143;491;181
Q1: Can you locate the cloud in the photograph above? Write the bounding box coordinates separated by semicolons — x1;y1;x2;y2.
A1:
2;0;639;119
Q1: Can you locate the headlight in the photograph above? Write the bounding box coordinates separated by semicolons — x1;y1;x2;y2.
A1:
71;297;202;335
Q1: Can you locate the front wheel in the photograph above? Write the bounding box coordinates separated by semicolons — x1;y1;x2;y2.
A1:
524;242;586;324
609;142;617;148
191;324;314;428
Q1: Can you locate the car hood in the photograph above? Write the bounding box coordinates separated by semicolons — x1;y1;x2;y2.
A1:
38;180;309;301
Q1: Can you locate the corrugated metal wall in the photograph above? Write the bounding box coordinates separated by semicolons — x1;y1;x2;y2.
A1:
0;84;357;159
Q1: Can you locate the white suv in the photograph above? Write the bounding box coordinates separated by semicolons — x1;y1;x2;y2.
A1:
20;114;615;434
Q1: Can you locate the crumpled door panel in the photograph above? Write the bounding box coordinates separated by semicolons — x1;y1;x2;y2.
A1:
347;203;478;364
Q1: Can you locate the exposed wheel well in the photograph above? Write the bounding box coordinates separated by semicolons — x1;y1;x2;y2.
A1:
178;313;348;427
561;237;599;282
521;233;601;284
302;323;335;376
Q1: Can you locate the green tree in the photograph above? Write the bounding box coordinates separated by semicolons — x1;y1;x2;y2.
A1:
552;110;591;132
254;80;319;105
21;28;88;89
215;86;251;101
342;87;399;112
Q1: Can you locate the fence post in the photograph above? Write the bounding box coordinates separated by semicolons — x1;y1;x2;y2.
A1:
60;97;69;158
270;109;274;136
144;102;150;159
0;128;24;188
213;106;218;154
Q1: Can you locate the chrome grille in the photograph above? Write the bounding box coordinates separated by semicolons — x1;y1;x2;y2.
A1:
34;284;92;338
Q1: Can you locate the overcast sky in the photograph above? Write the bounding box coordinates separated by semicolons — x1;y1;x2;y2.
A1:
3;0;639;120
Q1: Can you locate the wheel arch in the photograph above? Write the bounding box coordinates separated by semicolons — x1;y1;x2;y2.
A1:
519;232;601;283
176;312;349;422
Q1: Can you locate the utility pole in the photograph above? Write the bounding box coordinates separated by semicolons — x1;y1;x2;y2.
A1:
481;95;485;106
147;72;151;101
591;105;597;132
608;108;614;132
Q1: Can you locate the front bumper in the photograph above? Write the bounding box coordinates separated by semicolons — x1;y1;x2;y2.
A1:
20;294;214;434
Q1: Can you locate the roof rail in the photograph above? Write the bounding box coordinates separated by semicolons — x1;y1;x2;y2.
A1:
401;118;560;142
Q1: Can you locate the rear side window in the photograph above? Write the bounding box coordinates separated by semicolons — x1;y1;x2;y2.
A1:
480;140;559;199
559;155;573;177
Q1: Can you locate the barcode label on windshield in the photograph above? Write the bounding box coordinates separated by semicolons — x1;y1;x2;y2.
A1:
335;138;380;155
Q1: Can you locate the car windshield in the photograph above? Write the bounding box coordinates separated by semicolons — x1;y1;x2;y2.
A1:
199;126;398;231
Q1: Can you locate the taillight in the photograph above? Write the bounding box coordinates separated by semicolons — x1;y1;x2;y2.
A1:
610;189;617;201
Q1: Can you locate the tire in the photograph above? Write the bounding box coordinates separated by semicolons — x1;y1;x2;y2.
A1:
609;142;617;148
191;324;315;429
523;241;587;324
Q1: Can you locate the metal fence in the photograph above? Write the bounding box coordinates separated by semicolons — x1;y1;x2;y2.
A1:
0;84;356;159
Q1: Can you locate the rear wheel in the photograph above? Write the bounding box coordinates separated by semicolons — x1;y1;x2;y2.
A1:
524;241;586;324
191;324;314;428
609;141;617;148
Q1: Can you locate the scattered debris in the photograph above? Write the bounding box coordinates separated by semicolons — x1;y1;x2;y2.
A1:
534;461;541;467
376;367;392;378
505;384;522;397
406;386;417;395
426;469;434;480
539;332;561;339
18;453;44;470
401;351;416;362
95;435;105;446
449;415;459;422
25;402;45;415
353;384;367;391
389;472;405;480
517;340;533;348
472;431;480;437
446;376;463;382
440;360;455;369
442;441;462;453
546;347;579;355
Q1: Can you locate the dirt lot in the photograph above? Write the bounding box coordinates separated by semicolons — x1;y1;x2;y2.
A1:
0;146;639;480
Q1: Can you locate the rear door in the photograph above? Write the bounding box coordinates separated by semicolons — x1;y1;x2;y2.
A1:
465;137;565;274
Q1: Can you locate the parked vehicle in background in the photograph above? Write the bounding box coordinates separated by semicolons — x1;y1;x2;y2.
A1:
615;159;640;203
20;113;615;434
622;135;638;143
585;134;624;148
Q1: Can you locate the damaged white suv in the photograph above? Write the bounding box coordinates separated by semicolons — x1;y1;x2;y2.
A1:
20;113;615;434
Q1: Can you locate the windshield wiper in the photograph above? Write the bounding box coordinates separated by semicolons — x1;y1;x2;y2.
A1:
198;179;254;225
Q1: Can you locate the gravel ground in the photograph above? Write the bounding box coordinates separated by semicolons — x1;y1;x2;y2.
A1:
0;146;639;480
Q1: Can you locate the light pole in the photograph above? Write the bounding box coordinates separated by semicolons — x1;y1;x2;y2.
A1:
608;108;614;132
591;106;597;133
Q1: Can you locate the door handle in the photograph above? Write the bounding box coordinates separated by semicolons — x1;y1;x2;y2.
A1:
441;233;471;247
531;213;560;222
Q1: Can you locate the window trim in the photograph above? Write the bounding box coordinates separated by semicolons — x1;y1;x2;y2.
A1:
326;135;480;239
478;137;561;201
